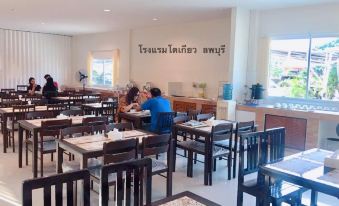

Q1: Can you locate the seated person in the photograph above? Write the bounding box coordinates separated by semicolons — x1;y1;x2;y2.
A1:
42;77;58;101
140;88;172;132
118;87;142;113
27;77;41;95
44;74;59;90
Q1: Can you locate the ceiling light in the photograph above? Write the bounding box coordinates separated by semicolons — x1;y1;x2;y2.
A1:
152;18;158;21
104;9;111;12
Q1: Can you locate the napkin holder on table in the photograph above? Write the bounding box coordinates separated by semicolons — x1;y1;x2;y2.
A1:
107;129;123;141
56;114;67;119
324;150;339;173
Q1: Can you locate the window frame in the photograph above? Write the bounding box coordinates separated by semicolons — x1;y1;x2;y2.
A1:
90;58;113;88
267;34;339;103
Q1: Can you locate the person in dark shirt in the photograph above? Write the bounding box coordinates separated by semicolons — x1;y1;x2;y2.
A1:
27;77;41;95
42;77;58;101
44;74;59;90
140;88;172;132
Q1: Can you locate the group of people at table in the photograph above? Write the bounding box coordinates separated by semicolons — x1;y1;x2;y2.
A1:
25;75;172;133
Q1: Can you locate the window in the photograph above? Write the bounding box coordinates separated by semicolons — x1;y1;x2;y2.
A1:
90;59;113;87
268;37;339;101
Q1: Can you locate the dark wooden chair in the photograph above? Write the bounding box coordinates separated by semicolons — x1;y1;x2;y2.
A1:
1;95;20;106
82;116;108;126
141;134;173;197
155;112;176;134
265;127;285;164
237;131;304;206
84;98;100;104
68;94;84;109
61;109;83;117
47;104;68;116
90;138;138;193
7;105;35;152
178;123;233;185
61;125;93;139
28;119;71;176
1;88;15;93
31;99;49;106
22;169;91;206
106;122;134;132
101;101;118;123
173;115;189;157
100;158;152;206
196;113;213;122
24;94;42;101
17;85;28;93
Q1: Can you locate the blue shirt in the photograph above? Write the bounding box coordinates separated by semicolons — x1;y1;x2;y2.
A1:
141;96;172;132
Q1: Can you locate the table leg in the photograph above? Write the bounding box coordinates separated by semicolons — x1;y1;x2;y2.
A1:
80;155;88;169
311;190;318;206
56;142;64;174
3;114;8;153
18;125;23;168
32;130;38;178
172;128;177;172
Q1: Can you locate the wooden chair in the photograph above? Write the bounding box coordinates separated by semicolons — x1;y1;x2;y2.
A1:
265;127;286;164
106;122;134;132
7;105;35;152
22;169;90;206
100;158;152;206
90;139;138;193
17;85;28;93
84;98;100;104
141;134;174;197
173;115;189;156
31;99;49;106
155;112;176;134
24;95;42;101
47;104;68;116
61;109;83;117
237;131;304;206
178;123;233;185
82;116;108;125
1;88;15;93
101;101;118;123
28;119;71;176
187;109;200;120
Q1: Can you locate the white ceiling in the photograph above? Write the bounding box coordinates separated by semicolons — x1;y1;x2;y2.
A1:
0;0;338;36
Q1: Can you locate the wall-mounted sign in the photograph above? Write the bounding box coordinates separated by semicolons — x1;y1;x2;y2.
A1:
138;44;226;56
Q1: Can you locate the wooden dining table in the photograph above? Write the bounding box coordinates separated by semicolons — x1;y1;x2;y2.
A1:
18;115;94;178
152;191;221;206
0;105;48;153
118;111;151;129
260;148;337;206
56;130;155;173
172;120;236;185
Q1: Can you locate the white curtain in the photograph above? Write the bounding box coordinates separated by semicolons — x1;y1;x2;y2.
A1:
0;29;71;89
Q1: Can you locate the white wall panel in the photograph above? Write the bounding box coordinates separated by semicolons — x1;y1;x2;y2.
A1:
0;29;71;89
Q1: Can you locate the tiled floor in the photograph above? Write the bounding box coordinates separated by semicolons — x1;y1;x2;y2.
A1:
0;133;338;205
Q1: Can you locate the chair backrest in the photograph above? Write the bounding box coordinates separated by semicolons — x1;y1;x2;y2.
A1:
41;119;72;131
17;85;28;92
1;88;15;93
84;98;100;104
236;121;256;136
211;123;233;142
265;127;285;164
196;113;213;122
141;134;172;157
26;111;55;120
60;126;93;139
31;99;49;106
103;138;138;165
100;158;152;206
155;112;176;134
12;105;36;121
47;104;67;111
173;115;189;124
238;131;267;184
82;116;108;126
60;109;83;117
1;94;19;102
108;122;134;131
24;95;42;101
22;169;90;206
101;101;118;117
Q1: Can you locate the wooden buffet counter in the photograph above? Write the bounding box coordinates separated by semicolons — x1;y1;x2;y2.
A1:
168;96;217;114
237;104;339;150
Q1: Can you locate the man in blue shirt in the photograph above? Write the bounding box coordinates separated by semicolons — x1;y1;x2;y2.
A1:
140;88;172;132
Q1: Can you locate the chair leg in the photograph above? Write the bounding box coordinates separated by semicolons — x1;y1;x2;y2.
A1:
233;150;237;179
237;190;243;206
12;132;15;152
40;153;43;177
25;143;28;166
213;158;217;172
228;155;232;180
166;170;172;197
51;153;53;161
187;151;193;177
194;153;197;164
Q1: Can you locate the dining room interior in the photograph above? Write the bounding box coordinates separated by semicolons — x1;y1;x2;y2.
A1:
0;0;339;205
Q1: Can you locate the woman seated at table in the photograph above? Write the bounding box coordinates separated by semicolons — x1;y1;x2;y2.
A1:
42;77;58;101
27;77;41;95
118;87;146;113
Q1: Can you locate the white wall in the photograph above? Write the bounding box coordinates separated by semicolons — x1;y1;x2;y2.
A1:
247;3;339;87
0;29;71;89
130;16;231;98
71;30;131;87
